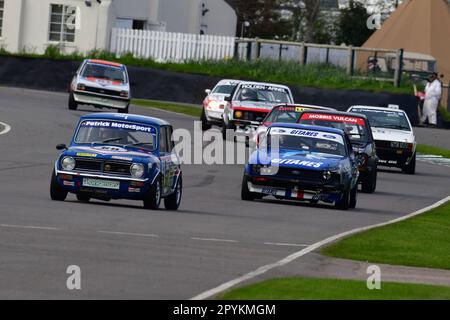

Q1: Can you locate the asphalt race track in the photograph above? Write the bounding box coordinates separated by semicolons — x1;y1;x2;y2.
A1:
0;87;449;299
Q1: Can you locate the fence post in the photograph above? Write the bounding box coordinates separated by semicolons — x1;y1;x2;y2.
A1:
233;40;240;60
394;48;404;87
347;46;354;76
299;43;307;65
256;38;261;59
246;40;252;61
110;28;117;55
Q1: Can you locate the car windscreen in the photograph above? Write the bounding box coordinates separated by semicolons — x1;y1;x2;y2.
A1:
267;127;346;157
265;107;303;123
82;63;127;83
298;113;371;144
75;120;157;151
351;108;411;131
236;84;291;103
212;85;236;95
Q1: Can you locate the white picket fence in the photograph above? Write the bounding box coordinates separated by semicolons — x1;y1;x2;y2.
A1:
110;28;236;62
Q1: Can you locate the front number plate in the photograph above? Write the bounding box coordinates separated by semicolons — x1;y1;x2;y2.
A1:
83;178;120;190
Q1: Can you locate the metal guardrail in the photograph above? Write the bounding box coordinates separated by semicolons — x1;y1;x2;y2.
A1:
234;38;404;88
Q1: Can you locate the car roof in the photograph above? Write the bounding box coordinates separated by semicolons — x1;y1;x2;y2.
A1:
80;113;170;127
86;59;124;68
272;104;336;111
268;123;345;136
350;105;406;113
238;81;291;90
298;109;369;120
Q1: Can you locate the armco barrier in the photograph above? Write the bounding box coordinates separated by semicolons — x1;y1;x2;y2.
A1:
0;56;422;125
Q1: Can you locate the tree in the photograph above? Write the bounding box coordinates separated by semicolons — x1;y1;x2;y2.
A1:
335;1;374;46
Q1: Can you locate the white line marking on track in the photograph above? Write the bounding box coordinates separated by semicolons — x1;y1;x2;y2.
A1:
0;122;11;135
190;195;450;300
191;237;238;243
264;242;310;248
0;224;60;231
98;231;159;238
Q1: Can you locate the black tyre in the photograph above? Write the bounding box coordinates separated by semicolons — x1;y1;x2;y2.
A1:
143;178;162;210
222;120;235;140
241;176;259;201
200;108;212;131
349;184;358;209
402;153;416;175
361;167;377;193
68;93;78;110
118;105;129;114
335;188;350;210
164;175;182;210
76;193;91;202
50;169;68;201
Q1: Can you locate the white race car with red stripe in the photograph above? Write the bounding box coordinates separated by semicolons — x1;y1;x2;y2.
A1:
69;59;131;113
221;81;294;139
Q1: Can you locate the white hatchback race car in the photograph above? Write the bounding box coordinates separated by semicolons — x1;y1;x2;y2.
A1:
69;59;131;113
200;79;242;130
348;105;417;174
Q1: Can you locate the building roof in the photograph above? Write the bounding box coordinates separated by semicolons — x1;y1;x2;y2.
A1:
362;0;450;82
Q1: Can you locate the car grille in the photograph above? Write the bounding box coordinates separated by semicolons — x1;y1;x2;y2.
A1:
234;110;268;122
276;167;324;181
74;158;132;176
84;86;122;97
374;140;391;149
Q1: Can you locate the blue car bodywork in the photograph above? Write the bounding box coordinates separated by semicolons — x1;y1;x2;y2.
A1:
242;123;359;209
50;113;182;210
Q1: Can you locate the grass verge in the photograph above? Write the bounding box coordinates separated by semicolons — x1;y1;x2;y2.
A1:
0;47;414;95
321;202;450;270
219;277;450;300
417;144;450;158
133;99;200;117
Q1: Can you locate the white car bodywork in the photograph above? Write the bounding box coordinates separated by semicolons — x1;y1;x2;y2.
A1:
70;59;131;111
203;79;241;123
348;105;417;167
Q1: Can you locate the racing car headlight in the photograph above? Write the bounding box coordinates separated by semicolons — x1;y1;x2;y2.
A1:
323;170;332;181
77;83;86;91
120;91;129;98
235;111;243;119
130;163;145;178
61;156;75;171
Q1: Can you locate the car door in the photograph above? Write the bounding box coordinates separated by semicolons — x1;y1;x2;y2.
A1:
159;126;177;195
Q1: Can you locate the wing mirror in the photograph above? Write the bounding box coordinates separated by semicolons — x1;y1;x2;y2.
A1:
56;144;68;151
205;89;212;95
224;96;232;102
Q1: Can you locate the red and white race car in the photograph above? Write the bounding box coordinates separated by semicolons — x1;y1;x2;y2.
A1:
200;79;241;130
69;59;131;113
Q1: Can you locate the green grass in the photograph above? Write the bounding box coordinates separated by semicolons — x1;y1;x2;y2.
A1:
219;277;450;300
321;202;450;270
0;46;414;95
132;99;200;117
417;144;450;158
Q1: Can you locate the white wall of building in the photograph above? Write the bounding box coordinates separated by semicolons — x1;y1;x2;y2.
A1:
0;0;236;54
158;0;236;36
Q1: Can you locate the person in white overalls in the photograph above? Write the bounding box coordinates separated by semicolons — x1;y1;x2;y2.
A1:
421;73;442;127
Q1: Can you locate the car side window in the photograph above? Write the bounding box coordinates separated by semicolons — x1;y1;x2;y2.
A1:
160;127;168;154
167;126;174;152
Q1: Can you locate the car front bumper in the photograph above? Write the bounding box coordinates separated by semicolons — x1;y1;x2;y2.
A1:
56;169;151;200
74;91;130;109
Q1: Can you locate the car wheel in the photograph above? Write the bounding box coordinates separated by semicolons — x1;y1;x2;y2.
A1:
222;120;235;140
335;188;350;210
200;108;212;131
76;193;91;202
68;93;78;110
50;169;68;201
241;176;258;201
118;105;129;114
164;175;182;210
349;184;358;209
143;178;161;210
361;168;377;193
402;153;416;175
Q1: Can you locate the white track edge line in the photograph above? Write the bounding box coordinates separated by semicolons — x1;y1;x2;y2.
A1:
190;195;450;300
0;122;11;135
